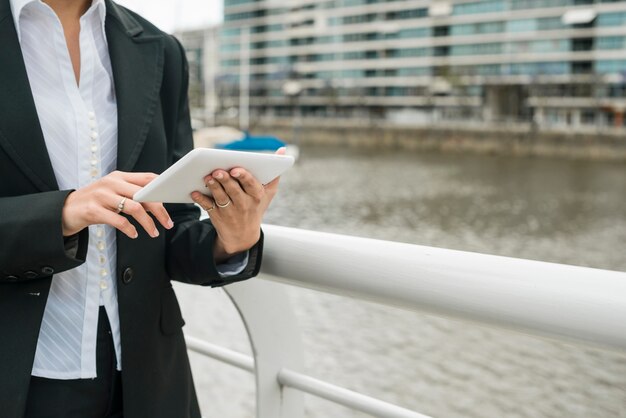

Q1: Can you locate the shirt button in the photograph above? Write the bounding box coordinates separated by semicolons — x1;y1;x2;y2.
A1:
100;280;108;290
90;159;98;166
24;271;38;279
96;227;104;238
90;132;99;140
88;111;96;119
89;120;97;129
99;255;106;265
91;144;98;152
122;267;134;284
91;168;99;177
97;241;105;251
100;268;108;277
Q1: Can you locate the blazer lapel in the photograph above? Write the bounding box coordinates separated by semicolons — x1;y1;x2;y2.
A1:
0;1;58;192
105;1;164;172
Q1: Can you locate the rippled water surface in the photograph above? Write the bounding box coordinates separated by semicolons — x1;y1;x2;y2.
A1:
174;147;626;418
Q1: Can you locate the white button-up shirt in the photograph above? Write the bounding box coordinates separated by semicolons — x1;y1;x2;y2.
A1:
10;0;246;380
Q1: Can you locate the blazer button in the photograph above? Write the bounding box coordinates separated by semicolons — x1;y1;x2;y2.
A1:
5;275;19;282
41;266;55;275
24;271;38;279
122;267;134;284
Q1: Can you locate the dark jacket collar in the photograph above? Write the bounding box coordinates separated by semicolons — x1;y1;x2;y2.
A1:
105;0;143;37
104;0;165;172
0;0;11;21
0;0;57;191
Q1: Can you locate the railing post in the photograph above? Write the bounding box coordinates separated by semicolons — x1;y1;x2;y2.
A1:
224;277;304;418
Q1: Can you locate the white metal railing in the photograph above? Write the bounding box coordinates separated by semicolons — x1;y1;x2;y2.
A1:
185;224;626;418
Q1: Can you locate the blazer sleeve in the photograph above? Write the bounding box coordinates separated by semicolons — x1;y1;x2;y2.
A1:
0;190;88;283
163;36;263;287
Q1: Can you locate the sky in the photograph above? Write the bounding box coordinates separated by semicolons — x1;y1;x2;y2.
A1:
116;0;223;33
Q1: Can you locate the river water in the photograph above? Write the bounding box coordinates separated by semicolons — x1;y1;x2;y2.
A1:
174;146;626;418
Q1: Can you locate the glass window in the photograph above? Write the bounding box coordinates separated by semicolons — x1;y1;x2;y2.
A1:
507;39;570;53
343;32;380;42
396;28;431;38
224;0;260;6
537;17;566;30
511;0;569;10
597;36;626;50
220;28;241;38
250;24;283;34
596;60;626;74
450;43;503;56
220;44;240;53
385;9;428;20
389;47;431;58
506;17;566;32
342;13;378;25
452;1;506;16
509;61;569;75
221;59;240;67
507;19;538;32
450;64;501;76
316;36;335;44
597;12;626;27
224;10;266;22
451;21;505;36
397;67;431;76
339;0;405;6
314;70;340;80
341;69;365;78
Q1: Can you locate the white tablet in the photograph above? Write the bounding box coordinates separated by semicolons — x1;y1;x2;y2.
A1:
133;148;295;203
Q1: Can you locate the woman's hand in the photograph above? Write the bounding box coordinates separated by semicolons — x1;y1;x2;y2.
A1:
62;171;173;238
190;149;284;262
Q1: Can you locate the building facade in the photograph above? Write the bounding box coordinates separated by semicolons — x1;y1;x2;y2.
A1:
176;26;221;127
216;0;626;128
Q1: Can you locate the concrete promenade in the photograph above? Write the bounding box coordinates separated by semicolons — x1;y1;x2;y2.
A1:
232;118;626;161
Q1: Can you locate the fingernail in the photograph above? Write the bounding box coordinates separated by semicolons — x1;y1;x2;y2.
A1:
215;172;223;180
153;229;159;237
231;170;240;178
167;219;174;229
132;231;139;239
208;178;215;185
191;192;200;200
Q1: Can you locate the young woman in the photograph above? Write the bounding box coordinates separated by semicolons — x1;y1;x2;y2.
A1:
0;0;279;416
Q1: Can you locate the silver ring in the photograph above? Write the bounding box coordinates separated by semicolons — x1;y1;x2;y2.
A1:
116;197;127;214
216;199;231;209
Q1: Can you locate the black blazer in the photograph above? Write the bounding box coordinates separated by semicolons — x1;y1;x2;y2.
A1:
0;1;262;417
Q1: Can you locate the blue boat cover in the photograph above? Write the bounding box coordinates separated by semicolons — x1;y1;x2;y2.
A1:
216;131;286;151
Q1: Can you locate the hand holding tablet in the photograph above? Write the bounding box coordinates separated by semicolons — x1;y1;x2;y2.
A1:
133;148;294;203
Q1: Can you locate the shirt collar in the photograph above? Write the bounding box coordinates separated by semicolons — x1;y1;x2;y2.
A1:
9;0;106;41
8;0;32;33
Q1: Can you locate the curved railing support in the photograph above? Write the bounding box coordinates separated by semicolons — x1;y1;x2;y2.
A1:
224;279;304;418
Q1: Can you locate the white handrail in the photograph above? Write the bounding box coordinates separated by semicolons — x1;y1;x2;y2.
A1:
259;224;626;351
185;336;254;372
277;369;432;418
185;335;432;418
